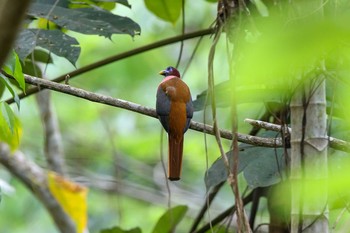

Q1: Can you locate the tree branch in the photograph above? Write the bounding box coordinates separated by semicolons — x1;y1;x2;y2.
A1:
0;143;76;233
36;89;66;175
7;73;349;152
244;118;350;153
6;28;214;104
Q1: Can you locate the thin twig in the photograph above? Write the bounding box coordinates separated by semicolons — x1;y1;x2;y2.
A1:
6;28;214;105
244;118;350;152
193;190;254;233
189;182;224;232
175;0;185;69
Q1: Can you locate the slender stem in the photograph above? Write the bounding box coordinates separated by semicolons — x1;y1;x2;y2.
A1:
5;28;214;105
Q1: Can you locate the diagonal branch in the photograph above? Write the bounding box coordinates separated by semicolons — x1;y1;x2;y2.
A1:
6;28;214;105
0;143;76;233
6;73;350;153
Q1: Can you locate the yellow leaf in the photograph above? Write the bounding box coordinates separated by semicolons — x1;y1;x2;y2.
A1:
48;172;88;233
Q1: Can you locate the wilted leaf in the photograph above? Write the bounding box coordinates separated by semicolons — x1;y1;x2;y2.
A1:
144;0;182;24
0;102;22;151
28;3;141;37
48;172;88;233
151;205;187;233
100;226;142;233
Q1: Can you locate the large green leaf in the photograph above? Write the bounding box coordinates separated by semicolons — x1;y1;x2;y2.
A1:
14;30;36;61
151;205;187;233
28;3;141;38
205;137;286;190
32;29;80;66
100;226;141;233
144;0;182;24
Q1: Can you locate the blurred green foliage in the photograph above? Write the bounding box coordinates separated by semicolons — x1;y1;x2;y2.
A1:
1;0;350;232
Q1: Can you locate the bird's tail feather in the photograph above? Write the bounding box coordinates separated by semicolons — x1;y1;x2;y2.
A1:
168;135;183;181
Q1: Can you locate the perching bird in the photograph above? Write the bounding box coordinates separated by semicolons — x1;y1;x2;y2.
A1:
156;66;193;181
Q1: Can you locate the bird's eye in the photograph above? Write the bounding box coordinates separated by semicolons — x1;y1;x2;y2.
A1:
167;67;173;72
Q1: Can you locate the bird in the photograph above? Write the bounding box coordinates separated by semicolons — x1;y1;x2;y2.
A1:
156;66;193;181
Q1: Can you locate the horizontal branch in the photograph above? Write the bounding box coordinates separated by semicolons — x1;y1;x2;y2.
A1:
18;74;283;149
245;118;350;153
0;143;76;233
7;73;350;152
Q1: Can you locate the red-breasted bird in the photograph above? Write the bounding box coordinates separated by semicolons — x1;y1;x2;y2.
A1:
156;66;193;181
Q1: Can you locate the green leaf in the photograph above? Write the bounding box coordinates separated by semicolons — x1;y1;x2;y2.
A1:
100;226;142;233
94;0;131;8
144;0;182;24
205;145;256;190
151;205;187;233
205;133;286;190
243;148;285;189
28;3;141;37
192;80;286;111
0;75;20;110
1;103;15;134
30;29;80;66
0;102;22;151
75;8;141;37
31;49;54;64
14;30;36;61
252;0;269;17
2;51;25;93
13;52;25;91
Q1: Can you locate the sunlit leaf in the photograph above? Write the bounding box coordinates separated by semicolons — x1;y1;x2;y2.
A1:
48;172;88;233
0;102;22;151
69;0;131;9
0;75;20;110
144;0;182;24
100;226;142;233
3;51;25;92
151;205;187;233
252;0;268;17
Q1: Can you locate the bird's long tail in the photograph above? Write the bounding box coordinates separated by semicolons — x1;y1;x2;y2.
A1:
168;135;183;181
